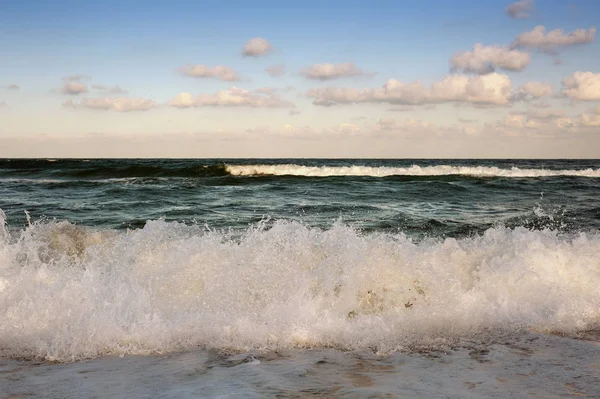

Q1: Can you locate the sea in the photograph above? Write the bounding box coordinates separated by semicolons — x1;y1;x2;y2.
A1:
1;158;599;398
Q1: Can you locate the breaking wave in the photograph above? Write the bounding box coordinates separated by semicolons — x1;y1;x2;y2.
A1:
0;209;599;362
225;164;600;178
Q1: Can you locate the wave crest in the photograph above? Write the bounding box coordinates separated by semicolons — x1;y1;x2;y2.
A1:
0;213;599;361
226;164;600;178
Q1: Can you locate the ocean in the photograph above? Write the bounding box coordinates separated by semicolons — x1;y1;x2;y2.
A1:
1;158;599;398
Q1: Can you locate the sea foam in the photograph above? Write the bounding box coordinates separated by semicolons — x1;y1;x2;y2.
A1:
0;209;599;362
226;164;600;178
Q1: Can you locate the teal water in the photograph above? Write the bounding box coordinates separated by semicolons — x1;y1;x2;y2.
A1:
1;159;599;236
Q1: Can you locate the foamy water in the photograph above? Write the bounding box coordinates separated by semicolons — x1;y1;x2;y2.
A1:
1;209;599;362
226;164;600;177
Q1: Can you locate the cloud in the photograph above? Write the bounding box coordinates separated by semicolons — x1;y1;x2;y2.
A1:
512;26;596;52
307;73;513;107
511;108;566;120
515;82;553;100
65;97;157;112
289;109;301;116
300;62;374;80
506;0;534;19
450;44;530;74
180;64;241;81
92;84;128;94
485;106;600;136
6;84;20;90
61;81;89;95
242;38;273;57
169;87;295;108
562;72;600;101
580;106;600;127
265;64;286;77
0;101;7;108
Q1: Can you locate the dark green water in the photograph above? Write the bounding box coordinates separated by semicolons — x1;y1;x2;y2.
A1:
1;159;599;237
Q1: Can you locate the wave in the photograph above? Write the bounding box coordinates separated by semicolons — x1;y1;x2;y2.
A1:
2;160;600;180
1;209;599;362
225;164;600;178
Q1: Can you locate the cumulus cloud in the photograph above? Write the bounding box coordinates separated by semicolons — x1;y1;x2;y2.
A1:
242;38;273;57
180;64;241;81
514;82;553;100
562;72;600;101
506;0;535;19
486;106;600;136
450;44;530;74
300;62;374;80
61;81;89;95
169;87;294;108
65;97;157;112
6;84;20;90
512;26;596;52
265;64;285;77
307;73;513;107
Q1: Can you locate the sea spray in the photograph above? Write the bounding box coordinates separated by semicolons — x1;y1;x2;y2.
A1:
0;212;599;362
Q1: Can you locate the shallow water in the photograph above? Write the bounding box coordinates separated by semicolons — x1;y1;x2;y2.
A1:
2;333;600;398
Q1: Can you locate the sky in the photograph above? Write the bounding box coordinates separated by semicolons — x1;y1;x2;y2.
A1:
0;0;599;158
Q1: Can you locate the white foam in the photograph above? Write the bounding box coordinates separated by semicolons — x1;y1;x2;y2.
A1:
225;164;600;178
0;211;599;361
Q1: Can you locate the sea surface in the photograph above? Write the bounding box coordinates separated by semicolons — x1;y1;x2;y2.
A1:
1;158;600;398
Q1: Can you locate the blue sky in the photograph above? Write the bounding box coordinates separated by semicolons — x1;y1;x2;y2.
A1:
1;0;599;157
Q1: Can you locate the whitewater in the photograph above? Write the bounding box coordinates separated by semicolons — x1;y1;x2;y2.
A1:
1;158;599;398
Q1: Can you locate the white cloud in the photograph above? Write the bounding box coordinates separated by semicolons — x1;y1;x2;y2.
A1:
450;44;530;74
169;92;196;109
512;26;596;52
486;106;600;135
300;62;374;80
307;73;513;106
169;87;294;108
265;64;285;77
6;84;20;90
61;81;89;95
66;97;157;112
562;72;600;101
180;64;241;81
242;38;273;57
506;0;534;19
515;82;553;99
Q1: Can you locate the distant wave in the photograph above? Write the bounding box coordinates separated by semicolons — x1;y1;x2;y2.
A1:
2;161;600;179
226;164;600;178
